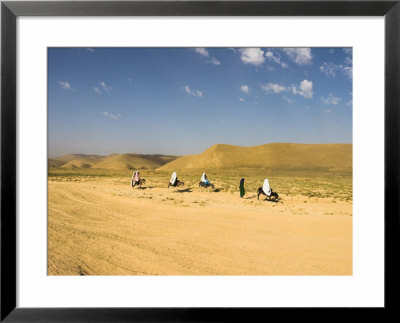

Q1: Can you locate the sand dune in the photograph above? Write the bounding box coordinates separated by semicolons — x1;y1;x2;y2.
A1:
50;153;178;170
158;143;352;171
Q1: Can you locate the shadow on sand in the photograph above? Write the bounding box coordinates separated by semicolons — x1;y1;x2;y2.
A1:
261;198;280;203
175;188;193;193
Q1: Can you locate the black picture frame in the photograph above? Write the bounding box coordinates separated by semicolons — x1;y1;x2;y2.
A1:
1;1;399;321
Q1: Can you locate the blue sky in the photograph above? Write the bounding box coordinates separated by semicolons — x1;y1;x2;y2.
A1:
48;47;352;157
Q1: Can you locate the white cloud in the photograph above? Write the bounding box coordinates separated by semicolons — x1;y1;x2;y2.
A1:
102;111;121;120
99;81;112;93
93;87;102;94
194;48;209;57
194;48;221;65
341;66;353;80
283;48;312;65
240;85;250;94
94;82;112;94
296;79;313;99
320;51;352;80
261;83;287;93
266;65;275;71
320;62;352;80
239;48;265;66
58;81;72;90
110;113;121;120
209;57;221;65
326;109;332;113
239;98;245;102
194;48;220;66
343;48;352;55
321;94;341;105
320;62;339;77
265;50;288;68
86;48;95;52
283;96;293;104
261;79;312;99
184;85;203;98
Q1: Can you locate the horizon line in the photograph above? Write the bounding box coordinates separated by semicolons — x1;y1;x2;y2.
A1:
49;142;353;159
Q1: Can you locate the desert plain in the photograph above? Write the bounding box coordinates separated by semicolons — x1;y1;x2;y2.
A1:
48;143;352;275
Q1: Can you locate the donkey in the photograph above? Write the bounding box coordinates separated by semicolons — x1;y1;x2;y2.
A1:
132;178;146;188
257;187;279;201
199;181;215;189
168;179;184;188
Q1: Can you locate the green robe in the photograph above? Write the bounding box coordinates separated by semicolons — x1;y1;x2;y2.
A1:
239;179;245;197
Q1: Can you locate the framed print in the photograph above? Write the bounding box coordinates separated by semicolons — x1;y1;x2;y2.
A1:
1;0;399;321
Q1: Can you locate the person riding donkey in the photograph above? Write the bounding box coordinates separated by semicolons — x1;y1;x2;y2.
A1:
199;172;214;189
201;173;210;185
170;171;177;186
168;171;185;188
257;178;279;201
131;170;145;188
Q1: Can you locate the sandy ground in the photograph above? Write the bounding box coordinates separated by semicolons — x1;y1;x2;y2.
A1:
48;178;352;275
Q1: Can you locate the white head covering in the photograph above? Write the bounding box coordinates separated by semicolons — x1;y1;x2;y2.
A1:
263;179;271;196
131;171;136;186
170;172;177;184
201;173;206;182
134;171;140;181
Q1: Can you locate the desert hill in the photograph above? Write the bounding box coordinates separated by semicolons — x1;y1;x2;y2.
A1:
48;158;65;168
56;154;103;163
158;143;352;171
61;157;106;169
92;154;171;170
49;153;178;170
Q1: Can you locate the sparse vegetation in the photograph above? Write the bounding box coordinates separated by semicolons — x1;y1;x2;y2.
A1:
49;168;352;202
48;143;352;202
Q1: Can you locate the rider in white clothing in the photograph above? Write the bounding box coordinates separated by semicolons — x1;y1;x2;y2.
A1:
201;173;210;185
170;172;177;186
262;179;272;197
131;171;137;187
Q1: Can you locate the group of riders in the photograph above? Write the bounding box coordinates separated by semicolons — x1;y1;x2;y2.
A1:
131;170;278;201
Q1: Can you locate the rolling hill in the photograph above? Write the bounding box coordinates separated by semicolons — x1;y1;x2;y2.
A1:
49;153;178;170
48;158;67;168
157;143;352;171
61;156;106;169
92;154;172;170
